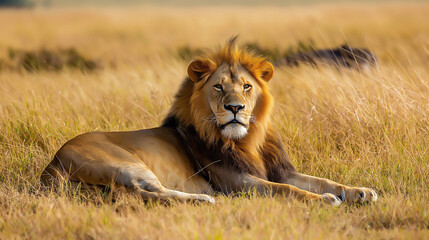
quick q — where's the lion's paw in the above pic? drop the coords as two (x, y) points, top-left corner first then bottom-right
(341, 187), (377, 203)
(194, 194), (216, 204)
(322, 193), (342, 206)
(357, 187), (377, 203)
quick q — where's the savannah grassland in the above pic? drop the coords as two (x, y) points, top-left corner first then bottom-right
(0, 2), (428, 239)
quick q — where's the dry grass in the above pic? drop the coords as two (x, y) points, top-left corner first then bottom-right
(0, 2), (428, 239)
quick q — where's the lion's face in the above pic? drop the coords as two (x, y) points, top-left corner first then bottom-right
(204, 64), (260, 139)
(185, 45), (274, 142)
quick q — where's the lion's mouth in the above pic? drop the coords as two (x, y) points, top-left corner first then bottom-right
(219, 119), (247, 130)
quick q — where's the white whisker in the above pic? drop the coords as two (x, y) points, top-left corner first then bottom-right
(202, 115), (217, 124)
(250, 114), (258, 126)
(178, 160), (222, 188)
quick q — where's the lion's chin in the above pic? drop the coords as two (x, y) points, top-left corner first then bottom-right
(220, 124), (248, 140)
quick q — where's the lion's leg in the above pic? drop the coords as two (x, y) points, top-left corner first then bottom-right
(41, 153), (214, 203)
(243, 175), (342, 206)
(208, 167), (341, 206)
(283, 172), (377, 203)
(115, 163), (215, 204)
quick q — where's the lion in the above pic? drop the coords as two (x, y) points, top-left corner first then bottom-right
(40, 38), (377, 206)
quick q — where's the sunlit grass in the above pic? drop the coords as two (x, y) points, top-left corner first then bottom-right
(0, 2), (428, 239)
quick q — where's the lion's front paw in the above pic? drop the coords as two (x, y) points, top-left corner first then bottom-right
(359, 187), (377, 203)
(194, 194), (216, 204)
(322, 193), (342, 206)
(343, 187), (377, 203)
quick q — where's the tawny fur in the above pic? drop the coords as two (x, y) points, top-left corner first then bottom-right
(41, 37), (377, 206)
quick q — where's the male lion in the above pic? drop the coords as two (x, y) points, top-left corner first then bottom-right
(41, 38), (377, 206)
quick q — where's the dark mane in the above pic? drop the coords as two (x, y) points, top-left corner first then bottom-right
(162, 115), (296, 183)
(261, 128), (296, 182)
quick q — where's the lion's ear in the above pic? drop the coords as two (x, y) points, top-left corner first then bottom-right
(187, 60), (216, 82)
(259, 61), (274, 82)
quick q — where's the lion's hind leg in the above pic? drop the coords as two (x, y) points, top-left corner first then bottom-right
(116, 163), (215, 204)
(41, 155), (214, 204)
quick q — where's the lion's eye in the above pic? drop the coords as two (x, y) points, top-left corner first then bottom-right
(243, 84), (252, 91)
(214, 84), (223, 91)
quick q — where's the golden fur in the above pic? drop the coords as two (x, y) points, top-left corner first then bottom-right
(163, 37), (279, 178)
(173, 37), (273, 148)
(41, 38), (377, 206)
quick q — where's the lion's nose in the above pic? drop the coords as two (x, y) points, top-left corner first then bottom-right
(224, 104), (245, 114)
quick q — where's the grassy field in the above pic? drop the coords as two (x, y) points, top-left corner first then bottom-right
(0, 2), (428, 239)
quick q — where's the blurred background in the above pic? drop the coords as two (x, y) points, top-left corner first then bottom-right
(3, 0), (428, 7)
(1, 0), (428, 71)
